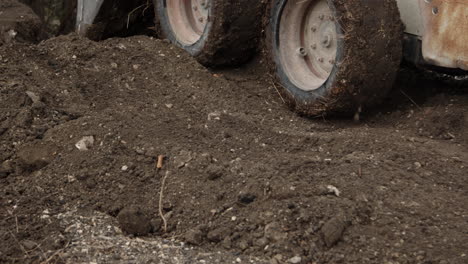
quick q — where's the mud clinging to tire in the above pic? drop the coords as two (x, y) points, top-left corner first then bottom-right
(266, 0), (404, 116)
(154, 0), (265, 67)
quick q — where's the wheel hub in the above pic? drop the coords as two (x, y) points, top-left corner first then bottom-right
(279, 0), (338, 91)
(167, 0), (210, 45)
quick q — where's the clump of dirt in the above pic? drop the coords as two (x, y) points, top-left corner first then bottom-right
(1, 5), (468, 264)
(116, 206), (154, 236)
(0, 0), (44, 44)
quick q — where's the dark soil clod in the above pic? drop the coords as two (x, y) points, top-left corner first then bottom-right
(185, 228), (205, 246)
(206, 164), (224, 181)
(238, 192), (257, 205)
(16, 141), (58, 172)
(321, 215), (349, 247)
(116, 206), (152, 236)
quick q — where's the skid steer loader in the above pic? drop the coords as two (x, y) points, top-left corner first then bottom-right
(77, 0), (468, 116)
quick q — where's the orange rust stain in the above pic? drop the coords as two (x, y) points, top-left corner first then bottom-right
(420, 0), (468, 69)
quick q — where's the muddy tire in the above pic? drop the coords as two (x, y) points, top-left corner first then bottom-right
(266, 0), (403, 116)
(154, 0), (265, 67)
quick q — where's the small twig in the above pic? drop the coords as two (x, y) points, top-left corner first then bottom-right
(7, 210), (19, 233)
(400, 90), (421, 109)
(15, 215), (19, 233)
(271, 80), (286, 104)
(159, 171), (170, 232)
(353, 105), (362, 122)
(39, 241), (69, 264)
(358, 165), (362, 177)
(142, 0), (151, 15)
(157, 155), (164, 169)
(127, 3), (147, 29)
(8, 231), (29, 258)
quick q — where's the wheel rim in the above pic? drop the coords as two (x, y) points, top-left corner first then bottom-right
(279, 0), (338, 91)
(166, 0), (210, 45)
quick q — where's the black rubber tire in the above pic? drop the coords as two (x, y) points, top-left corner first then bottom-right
(82, 0), (154, 41)
(266, 0), (404, 116)
(154, 0), (265, 67)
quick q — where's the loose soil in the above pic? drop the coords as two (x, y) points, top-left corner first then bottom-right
(1, 2), (468, 264)
(0, 0), (44, 44)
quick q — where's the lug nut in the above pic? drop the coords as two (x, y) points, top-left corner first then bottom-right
(311, 26), (316, 32)
(198, 17), (204, 22)
(322, 35), (332, 48)
(329, 59), (335, 64)
(318, 58), (324, 63)
(311, 44), (317, 50)
(297, 47), (307, 57)
(319, 14), (324, 20)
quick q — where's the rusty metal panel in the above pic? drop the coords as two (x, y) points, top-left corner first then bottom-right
(419, 0), (468, 70)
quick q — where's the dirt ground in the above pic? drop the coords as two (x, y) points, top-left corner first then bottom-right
(1, 2), (468, 264)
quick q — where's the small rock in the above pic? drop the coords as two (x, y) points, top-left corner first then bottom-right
(121, 165), (128, 171)
(110, 62), (118, 68)
(75, 136), (94, 151)
(326, 185), (341, 197)
(254, 237), (268, 247)
(8, 29), (17, 38)
(185, 228), (204, 245)
(117, 206), (152, 236)
(174, 150), (193, 168)
(15, 109), (32, 127)
(321, 214), (348, 247)
(222, 236), (232, 249)
(22, 240), (36, 250)
(238, 192), (256, 204)
(67, 175), (76, 183)
(0, 160), (13, 178)
(135, 147), (145, 155)
(150, 218), (162, 233)
(208, 111), (221, 121)
(165, 104), (173, 109)
(0, 126), (7, 136)
(270, 254), (283, 264)
(25, 91), (41, 104)
(40, 209), (50, 219)
(414, 162), (422, 169)
(207, 227), (229, 243)
(206, 164), (224, 180)
(288, 256), (302, 264)
(17, 141), (59, 172)
(265, 222), (287, 242)
(238, 239), (249, 250)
